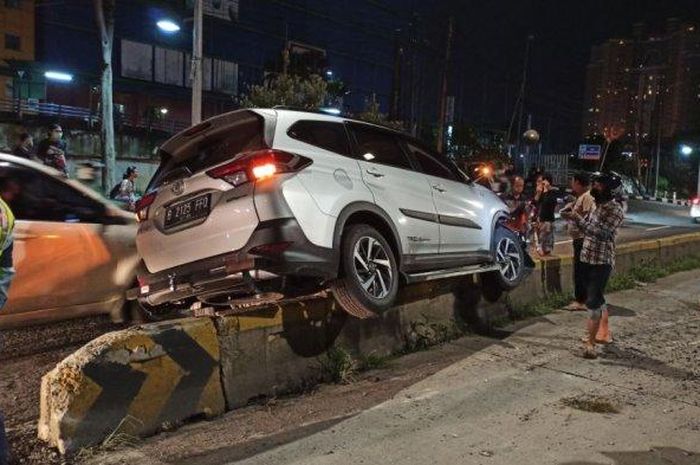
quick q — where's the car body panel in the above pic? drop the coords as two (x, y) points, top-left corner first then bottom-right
(0, 153), (139, 328)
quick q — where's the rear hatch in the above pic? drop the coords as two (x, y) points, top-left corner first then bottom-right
(136, 110), (275, 273)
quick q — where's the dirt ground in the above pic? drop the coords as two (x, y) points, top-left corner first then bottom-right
(0, 317), (126, 465)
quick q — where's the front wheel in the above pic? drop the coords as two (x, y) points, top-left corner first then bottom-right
(330, 224), (399, 318)
(481, 227), (526, 302)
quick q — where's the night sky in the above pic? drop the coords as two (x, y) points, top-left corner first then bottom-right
(445, 0), (700, 152)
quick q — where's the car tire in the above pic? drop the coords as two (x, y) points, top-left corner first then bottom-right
(330, 224), (399, 318)
(481, 226), (526, 301)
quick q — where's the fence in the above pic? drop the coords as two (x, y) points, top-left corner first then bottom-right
(0, 98), (190, 135)
(523, 153), (570, 186)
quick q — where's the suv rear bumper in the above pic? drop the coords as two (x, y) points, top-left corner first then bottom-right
(130, 218), (337, 305)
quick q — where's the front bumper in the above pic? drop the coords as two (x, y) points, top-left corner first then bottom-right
(129, 218), (337, 305)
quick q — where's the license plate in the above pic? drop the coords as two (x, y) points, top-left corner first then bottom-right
(164, 194), (211, 229)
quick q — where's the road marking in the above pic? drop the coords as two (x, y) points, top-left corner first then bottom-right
(555, 240), (573, 245)
(645, 225), (672, 232)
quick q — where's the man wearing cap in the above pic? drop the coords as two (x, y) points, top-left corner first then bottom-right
(561, 172), (624, 359)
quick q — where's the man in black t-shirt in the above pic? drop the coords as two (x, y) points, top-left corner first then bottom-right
(534, 173), (557, 256)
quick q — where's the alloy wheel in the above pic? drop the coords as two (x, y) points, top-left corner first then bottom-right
(352, 236), (393, 299)
(496, 236), (521, 282)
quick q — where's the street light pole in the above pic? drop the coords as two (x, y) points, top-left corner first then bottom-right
(191, 0), (203, 125)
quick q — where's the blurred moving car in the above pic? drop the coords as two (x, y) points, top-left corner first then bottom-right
(691, 196), (700, 223)
(0, 153), (140, 328)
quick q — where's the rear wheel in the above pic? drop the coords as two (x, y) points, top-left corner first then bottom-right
(330, 224), (399, 318)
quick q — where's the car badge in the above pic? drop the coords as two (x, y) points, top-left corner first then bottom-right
(171, 179), (185, 196)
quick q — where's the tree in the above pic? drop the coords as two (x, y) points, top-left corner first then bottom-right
(94, 0), (116, 193)
(356, 94), (405, 132)
(240, 74), (328, 109)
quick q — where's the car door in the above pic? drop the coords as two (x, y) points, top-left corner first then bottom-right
(1, 162), (118, 317)
(347, 122), (439, 256)
(403, 141), (491, 256)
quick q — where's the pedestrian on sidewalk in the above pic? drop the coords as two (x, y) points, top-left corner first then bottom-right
(10, 133), (34, 160)
(534, 173), (557, 256)
(565, 173), (596, 311)
(0, 177), (18, 465)
(561, 172), (624, 359)
(37, 124), (69, 177)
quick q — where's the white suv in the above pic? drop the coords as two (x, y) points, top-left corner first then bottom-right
(132, 109), (529, 317)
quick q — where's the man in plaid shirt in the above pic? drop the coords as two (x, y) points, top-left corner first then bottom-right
(561, 172), (624, 359)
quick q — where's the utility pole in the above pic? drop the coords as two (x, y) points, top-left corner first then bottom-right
(390, 29), (403, 120)
(436, 17), (454, 153)
(653, 79), (665, 197)
(506, 35), (534, 157)
(191, 0), (203, 125)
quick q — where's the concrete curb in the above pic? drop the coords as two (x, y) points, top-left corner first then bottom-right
(38, 232), (700, 454)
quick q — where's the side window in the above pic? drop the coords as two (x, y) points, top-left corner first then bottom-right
(0, 164), (105, 223)
(404, 141), (456, 181)
(287, 120), (350, 156)
(349, 124), (412, 170)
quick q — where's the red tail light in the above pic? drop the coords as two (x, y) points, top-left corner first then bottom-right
(206, 149), (310, 187)
(135, 192), (157, 222)
(693, 197), (700, 205)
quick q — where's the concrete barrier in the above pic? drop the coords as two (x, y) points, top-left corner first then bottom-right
(38, 317), (225, 454)
(38, 232), (700, 453)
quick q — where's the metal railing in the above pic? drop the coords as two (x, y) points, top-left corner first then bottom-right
(0, 98), (190, 135)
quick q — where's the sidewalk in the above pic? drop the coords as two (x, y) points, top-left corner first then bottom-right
(87, 271), (700, 465)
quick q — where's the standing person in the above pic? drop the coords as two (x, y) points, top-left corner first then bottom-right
(37, 124), (68, 176)
(565, 173), (596, 311)
(533, 173), (557, 256)
(11, 133), (34, 160)
(561, 172), (624, 359)
(110, 166), (139, 210)
(0, 178), (18, 465)
(503, 175), (530, 234)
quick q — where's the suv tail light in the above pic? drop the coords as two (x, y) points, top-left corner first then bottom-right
(135, 191), (157, 222)
(692, 197), (700, 206)
(206, 149), (311, 187)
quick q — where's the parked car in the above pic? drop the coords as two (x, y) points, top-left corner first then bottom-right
(691, 196), (700, 223)
(0, 154), (140, 328)
(131, 109), (531, 318)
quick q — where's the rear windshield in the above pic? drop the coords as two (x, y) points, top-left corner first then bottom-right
(148, 112), (265, 190)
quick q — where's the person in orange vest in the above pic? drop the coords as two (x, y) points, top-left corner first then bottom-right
(0, 177), (18, 465)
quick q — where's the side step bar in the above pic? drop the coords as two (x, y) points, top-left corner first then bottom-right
(405, 263), (500, 284)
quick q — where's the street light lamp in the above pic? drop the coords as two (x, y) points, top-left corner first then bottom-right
(156, 19), (181, 33)
(680, 143), (700, 197)
(44, 71), (73, 82)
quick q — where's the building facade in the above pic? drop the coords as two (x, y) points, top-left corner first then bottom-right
(0, 0), (36, 100)
(0, 0), (450, 134)
(582, 18), (700, 141)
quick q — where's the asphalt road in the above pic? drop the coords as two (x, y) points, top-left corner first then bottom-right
(552, 199), (699, 256)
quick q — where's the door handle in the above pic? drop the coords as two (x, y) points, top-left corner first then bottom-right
(366, 168), (385, 178)
(432, 184), (446, 193)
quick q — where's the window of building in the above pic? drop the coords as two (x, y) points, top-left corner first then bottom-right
(212, 59), (238, 95)
(349, 123), (412, 170)
(287, 121), (350, 156)
(4, 33), (20, 51)
(155, 47), (184, 86)
(121, 40), (153, 81)
(4, 0), (20, 8)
